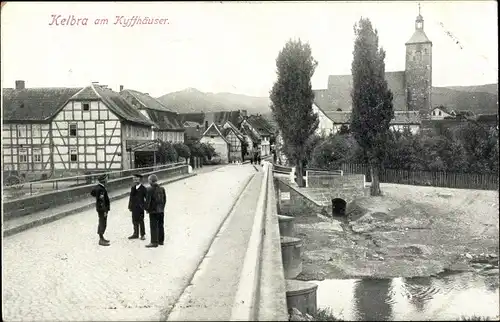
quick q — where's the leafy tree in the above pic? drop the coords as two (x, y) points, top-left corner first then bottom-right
(186, 141), (204, 157)
(350, 18), (394, 195)
(270, 39), (319, 187)
(157, 141), (178, 164)
(173, 142), (191, 163)
(200, 142), (216, 161)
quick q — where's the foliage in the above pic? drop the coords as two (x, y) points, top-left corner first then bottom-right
(157, 141), (178, 163)
(200, 142), (216, 160)
(186, 141), (205, 157)
(173, 142), (191, 162)
(350, 18), (394, 196)
(311, 122), (499, 175)
(270, 38), (319, 186)
(312, 308), (343, 321)
(310, 133), (360, 170)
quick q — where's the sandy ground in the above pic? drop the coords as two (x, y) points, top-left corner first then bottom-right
(287, 183), (499, 282)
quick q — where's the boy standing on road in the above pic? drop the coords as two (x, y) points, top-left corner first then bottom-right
(128, 174), (148, 240)
(90, 175), (111, 246)
(145, 174), (166, 248)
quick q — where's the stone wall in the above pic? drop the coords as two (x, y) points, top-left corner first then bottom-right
(308, 174), (365, 189)
(274, 178), (326, 216)
(4, 164), (189, 220)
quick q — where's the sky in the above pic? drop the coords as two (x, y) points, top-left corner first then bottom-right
(1, 1), (498, 98)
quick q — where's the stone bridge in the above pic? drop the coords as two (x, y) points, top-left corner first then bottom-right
(3, 162), (316, 321)
(273, 168), (368, 217)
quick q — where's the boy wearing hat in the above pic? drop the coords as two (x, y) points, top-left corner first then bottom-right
(90, 174), (111, 246)
(128, 173), (147, 240)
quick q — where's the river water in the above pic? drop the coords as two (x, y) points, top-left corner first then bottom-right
(314, 272), (499, 321)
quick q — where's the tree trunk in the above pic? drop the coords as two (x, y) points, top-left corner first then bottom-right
(296, 159), (305, 187)
(370, 164), (382, 196)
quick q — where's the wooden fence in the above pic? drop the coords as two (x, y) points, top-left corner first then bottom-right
(340, 163), (498, 190)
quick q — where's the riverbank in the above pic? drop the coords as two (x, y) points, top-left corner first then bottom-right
(285, 183), (499, 282)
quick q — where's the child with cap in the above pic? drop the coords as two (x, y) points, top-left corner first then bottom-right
(90, 174), (111, 246)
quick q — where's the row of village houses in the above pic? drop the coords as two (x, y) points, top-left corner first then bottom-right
(2, 80), (275, 181)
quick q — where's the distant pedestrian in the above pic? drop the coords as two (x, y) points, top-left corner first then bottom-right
(128, 173), (147, 240)
(257, 153), (262, 165)
(145, 174), (167, 248)
(90, 175), (111, 246)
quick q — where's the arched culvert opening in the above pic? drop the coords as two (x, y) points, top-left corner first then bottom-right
(332, 198), (347, 217)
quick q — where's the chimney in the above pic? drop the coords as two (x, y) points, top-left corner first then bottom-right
(145, 93), (150, 96)
(15, 80), (25, 90)
(120, 85), (124, 92)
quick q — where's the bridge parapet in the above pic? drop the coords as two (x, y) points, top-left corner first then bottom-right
(3, 164), (189, 220)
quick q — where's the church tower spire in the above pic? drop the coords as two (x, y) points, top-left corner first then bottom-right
(405, 3), (433, 120)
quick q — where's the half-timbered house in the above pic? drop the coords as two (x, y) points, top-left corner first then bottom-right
(240, 115), (274, 157)
(221, 121), (246, 162)
(119, 88), (185, 143)
(2, 80), (83, 181)
(199, 122), (230, 163)
(50, 83), (155, 176)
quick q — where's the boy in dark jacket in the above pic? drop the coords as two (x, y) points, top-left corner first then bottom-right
(128, 173), (147, 240)
(90, 175), (111, 246)
(145, 174), (166, 248)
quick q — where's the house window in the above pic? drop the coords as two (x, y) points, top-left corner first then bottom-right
(17, 126), (26, 137)
(33, 149), (42, 162)
(69, 123), (77, 136)
(32, 125), (41, 137)
(438, 111), (442, 116)
(19, 149), (28, 163)
(82, 103), (90, 111)
(70, 148), (78, 162)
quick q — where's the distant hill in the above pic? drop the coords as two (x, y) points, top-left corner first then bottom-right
(444, 84), (498, 95)
(157, 83), (498, 127)
(157, 88), (272, 115)
(432, 84), (498, 115)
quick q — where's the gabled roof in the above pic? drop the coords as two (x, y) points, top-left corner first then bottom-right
(121, 89), (176, 112)
(432, 106), (454, 115)
(183, 121), (202, 127)
(178, 112), (205, 125)
(222, 121), (245, 141)
(240, 121), (261, 143)
(201, 122), (230, 144)
(2, 87), (83, 122)
(90, 84), (154, 126)
(315, 71), (407, 114)
(120, 89), (184, 131)
(245, 115), (274, 136)
(205, 111), (245, 127)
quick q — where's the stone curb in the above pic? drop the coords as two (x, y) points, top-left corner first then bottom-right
(3, 173), (197, 238)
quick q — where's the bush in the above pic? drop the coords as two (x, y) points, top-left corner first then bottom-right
(310, 123), (498, 175)
(173, 142), (191, 162)
(158, 141), (177, 163)
(200, 143), (216, 160)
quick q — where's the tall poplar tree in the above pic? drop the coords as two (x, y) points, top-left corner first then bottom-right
(270, 39), (319, 187)
(350, 18), (394, 196)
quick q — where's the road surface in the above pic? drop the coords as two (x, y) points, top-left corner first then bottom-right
(2, 164), (257, 321)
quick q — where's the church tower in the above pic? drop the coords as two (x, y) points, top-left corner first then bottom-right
(405, 4), (432, 120)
